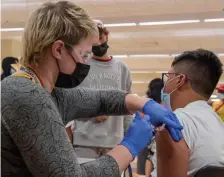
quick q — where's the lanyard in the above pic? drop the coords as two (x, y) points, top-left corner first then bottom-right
(13, 67), (41, 85)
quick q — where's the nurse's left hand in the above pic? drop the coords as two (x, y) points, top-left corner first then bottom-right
(120, 112), (152, 159)
(142, 99), (183, 142)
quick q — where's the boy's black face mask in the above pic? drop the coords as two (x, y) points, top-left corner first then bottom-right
(92, 43), (109, 57)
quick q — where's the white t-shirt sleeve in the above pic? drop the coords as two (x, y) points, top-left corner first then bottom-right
(65, 120), (74, 129)
(174, 109), (196, 150)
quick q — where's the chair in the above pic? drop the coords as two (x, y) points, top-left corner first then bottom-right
(194, 166), (224, 177)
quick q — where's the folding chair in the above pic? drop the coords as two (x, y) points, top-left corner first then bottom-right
(194, 165), (224, 177)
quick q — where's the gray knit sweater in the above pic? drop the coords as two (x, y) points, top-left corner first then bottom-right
(1, 73), (129, 177)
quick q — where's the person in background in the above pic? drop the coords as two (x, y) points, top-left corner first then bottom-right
(146, 78), (164, 103)
(145, 78), (164, 177)
(1, 56), (20, 80)
(153, 49), (224, 177)
(137, 78), (164, 177)
(212, 84), (224, 122)
(71, 20), (133, 159)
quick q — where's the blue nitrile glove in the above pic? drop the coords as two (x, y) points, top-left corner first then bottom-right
(120, 112), (152, 159)
(142, 99), (183, 142)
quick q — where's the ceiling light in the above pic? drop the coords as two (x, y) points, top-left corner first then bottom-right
(113, 55), (128, 58)
(139, 20), (200, 26)
(204, 18), (224, 22)
(172, 53), (224, 57)
(2, 18), (222, 32)
(112, 53), (224, 58)
(155, 71), (168, 74)
(172, 29), (224, 36)
(1, 28), (24, 32)
(171, 54), (180, 57)
(131, 71), (154, 74)
(129, 54), (170, 58)
(104, 23), (137, 27)
(132, 81), (148, 84)
(131, 70), (171, 74)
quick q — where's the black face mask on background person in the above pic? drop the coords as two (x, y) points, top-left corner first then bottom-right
(92, 42), (109, 57)
(55, 50), (90, 88)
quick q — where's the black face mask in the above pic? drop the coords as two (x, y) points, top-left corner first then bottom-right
(55, 63), (90, 88)
(92, 43), (109, 57)
(55, 51), (90, 89)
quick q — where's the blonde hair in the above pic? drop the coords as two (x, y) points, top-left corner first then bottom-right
(21, 1), (98, 66)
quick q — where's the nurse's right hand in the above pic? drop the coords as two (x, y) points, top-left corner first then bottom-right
(120, 112), (152, 159)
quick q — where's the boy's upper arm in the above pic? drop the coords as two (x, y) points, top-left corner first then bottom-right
(156, 130), (189, 177)
(156, 110), (192, 177)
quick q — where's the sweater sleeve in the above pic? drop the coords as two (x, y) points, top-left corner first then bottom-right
(1, 77), (120, 177)
(54, 87), (130, 125)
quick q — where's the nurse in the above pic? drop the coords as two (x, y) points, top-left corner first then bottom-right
(1, 1), (182, 177)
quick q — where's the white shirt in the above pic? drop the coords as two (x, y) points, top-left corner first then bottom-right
(151, 100), (224, 177)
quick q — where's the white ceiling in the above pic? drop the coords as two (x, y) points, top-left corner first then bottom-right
(1, 0), (224, 95)
(2, 0), (224, 25)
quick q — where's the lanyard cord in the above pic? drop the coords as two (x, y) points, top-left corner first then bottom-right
(13, 67), (41, 85)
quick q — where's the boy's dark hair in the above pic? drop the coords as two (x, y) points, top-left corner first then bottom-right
(172, 49), (223, 99)
(146, 78), (164, 103)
